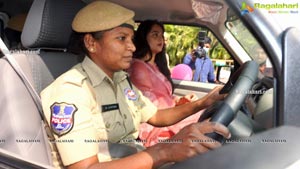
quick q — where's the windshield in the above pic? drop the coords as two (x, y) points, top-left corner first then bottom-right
(225, 10), (273, 77)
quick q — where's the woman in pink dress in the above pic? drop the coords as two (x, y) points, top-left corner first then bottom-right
(127, 20), (203, 147)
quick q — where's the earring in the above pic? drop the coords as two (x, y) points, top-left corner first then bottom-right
(89, 48), (94, 52)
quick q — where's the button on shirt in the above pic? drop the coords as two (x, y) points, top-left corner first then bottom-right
(193, 56), (215, 83)
(41, 56), (157, 166)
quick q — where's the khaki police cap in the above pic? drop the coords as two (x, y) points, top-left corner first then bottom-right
(72, 1), (135, 32)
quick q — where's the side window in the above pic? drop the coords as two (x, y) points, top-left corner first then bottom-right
(164, 24), (232, 83)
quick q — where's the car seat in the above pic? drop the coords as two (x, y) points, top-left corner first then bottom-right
(0, 12), (9, 57)
(21, 0), (86, 80)
(0, 0), (85, 167)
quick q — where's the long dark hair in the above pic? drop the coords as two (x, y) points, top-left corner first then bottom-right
(133, 20), (174, 92)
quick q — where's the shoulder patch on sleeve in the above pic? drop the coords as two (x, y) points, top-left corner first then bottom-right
(50, 102), (78, 137)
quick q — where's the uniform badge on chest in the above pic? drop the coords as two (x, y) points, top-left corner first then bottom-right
(124, 88), (138, 101)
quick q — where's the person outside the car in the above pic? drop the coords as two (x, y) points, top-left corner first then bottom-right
(183, 35), (215, 83)
(252, 44), (267, 80)
(41, 1), (230, 169)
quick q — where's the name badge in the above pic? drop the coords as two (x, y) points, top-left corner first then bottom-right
(102, 103), (119, 112)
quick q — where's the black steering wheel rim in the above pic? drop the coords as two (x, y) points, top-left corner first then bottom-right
(199, 61), (258, 140)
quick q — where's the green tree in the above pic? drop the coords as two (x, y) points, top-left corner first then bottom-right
(164, 25), (200, 66)
(164, 25), (231, 66)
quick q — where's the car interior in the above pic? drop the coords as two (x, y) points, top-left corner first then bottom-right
(1, 0), (300, 168)
(0, 0), (85, 168)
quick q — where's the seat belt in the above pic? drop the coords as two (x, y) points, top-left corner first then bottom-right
(0, 39), (62, 165)
(0, 40), (47, 122)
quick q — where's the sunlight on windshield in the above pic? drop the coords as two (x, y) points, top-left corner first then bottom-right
(223, 30), (250, 63)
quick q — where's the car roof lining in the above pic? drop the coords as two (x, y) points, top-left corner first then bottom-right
(82, 0), (228, 25)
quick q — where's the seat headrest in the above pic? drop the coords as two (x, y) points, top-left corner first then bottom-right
(21, 0), (85, 49)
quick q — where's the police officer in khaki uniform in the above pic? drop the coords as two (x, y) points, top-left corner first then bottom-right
(41, 1), (230, 169)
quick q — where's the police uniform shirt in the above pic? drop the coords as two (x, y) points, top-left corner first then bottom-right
(41, 56), (157, 166)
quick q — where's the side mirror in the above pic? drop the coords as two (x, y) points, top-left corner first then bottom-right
(216, 65), (233, 84)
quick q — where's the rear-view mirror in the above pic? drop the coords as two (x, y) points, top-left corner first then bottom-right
(216, 65), (233, 84)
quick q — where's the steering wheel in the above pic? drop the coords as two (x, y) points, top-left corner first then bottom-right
(198, 61), (259, 142)
(251, 76), (273, 102)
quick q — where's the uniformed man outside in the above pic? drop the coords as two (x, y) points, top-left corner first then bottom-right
(41, 1), (230, 169)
